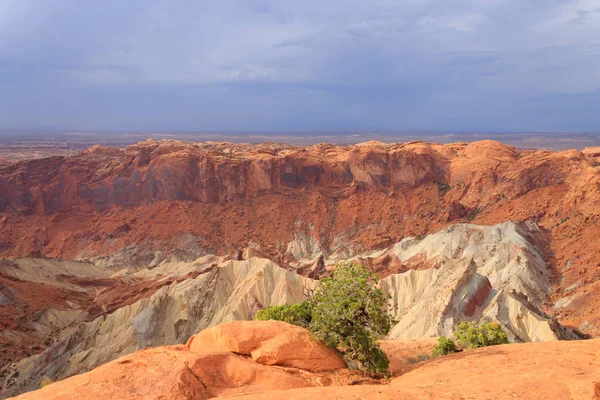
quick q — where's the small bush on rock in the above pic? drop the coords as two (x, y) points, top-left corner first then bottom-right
(454, 321), (509, 349)
(255, 301), (313, 328)
(432, 336), (458, 356)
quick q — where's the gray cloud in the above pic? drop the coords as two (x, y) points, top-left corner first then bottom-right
(0, 0), (599, 131)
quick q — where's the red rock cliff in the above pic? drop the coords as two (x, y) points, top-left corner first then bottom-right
(1, 139), (600, 335)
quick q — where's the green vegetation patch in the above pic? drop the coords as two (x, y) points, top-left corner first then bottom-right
(255, 301), (313, 328)
(431, 321), (509, 357)
(255, 263), (395, 376)
(454, 321), (509, 349)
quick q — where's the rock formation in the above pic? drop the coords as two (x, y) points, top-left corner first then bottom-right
(2, 139), (600, 398)
(8, 321), (600, 400)
(186, 321), (346, 371)
(1, 258), (315, 397)
(8, 322), (351, 400)
(234, 337), (600, 399)
(373, 222), (578, 341)
(1, 139), (599, 337)
(0, 221), (581, 398)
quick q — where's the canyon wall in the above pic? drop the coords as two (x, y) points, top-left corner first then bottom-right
(1, 222), (581, 397)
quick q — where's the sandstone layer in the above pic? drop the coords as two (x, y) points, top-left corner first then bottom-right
(372, 221), (578, 342)
(8, 321), (354, 400)
(1, 221), (580, 398)
(187, 321), (346, 371)
(237, 338), (600, 400)
(1, 139), (599, 337)
(9, 322), (600, 400)
(2, 139), (600, 398)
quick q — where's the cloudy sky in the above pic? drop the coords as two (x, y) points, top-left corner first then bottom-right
(0, 0), (599, 132)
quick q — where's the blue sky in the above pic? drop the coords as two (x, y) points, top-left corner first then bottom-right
(0, 0), (599, 132)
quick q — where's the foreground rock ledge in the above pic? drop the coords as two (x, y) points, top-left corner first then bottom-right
(231, 338), (600, 400)
(9, 321), (600, 400)
(9, 321), (350, 400)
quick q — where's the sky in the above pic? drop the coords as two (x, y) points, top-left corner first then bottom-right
(0, 0), (599, 132)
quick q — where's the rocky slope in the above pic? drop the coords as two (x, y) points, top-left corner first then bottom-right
(0, 257), (314, 396)
(1, 139), (600, 336)
(373, 221), (577, 342)
(0, 221), (581, 397)
(9, 321), (600, 400)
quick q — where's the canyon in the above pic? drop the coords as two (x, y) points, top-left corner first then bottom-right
(2, 139), (600, 398)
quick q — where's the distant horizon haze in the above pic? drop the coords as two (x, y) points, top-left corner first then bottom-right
(0, 1), (599, 133)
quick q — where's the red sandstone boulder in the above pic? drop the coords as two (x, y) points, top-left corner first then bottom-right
(187, 320), (346, 371)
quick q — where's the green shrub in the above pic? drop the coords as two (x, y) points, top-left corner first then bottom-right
(432, 336), (458, 356)
(257, 263), (395, 376)
(255, 301), (313, 328)
(310, 263), (394, 376)
(454, 321), (509, 349)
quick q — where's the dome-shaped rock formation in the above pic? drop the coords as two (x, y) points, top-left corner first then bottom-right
(187, 320), (346, 371)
